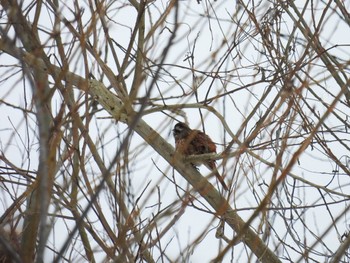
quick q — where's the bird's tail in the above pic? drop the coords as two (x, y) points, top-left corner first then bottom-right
(205, 161), (228, 191)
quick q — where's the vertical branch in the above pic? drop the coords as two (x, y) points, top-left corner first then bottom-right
(129, 1), (146, 101)
(0, 1), (56, 262)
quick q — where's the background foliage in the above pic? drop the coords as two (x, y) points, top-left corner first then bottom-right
(0, 0), (350, 262)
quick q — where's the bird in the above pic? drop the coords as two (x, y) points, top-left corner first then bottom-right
(173, 122), (228, 191)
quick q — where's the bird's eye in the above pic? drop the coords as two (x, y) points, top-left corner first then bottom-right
(174, 123), (187, 134)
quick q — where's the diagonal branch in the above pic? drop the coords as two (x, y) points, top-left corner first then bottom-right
(0, 37), (281, 263)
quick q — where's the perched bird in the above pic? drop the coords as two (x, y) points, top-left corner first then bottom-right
(173, 122), (228, 191)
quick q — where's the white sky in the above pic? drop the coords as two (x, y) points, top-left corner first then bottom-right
(1, 0), (350, 262)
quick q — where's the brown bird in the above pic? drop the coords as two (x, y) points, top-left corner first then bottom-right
(173, 122), (228, 191)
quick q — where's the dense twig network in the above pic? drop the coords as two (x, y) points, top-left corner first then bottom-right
(0, 0), (349, 262)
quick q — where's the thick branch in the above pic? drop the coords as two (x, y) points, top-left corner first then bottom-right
(0, 38), (281, 263)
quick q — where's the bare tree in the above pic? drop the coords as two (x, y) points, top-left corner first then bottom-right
(0, 0), (349, 262)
